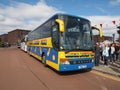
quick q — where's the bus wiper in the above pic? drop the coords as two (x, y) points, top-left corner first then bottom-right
(65, 49), (73, 53)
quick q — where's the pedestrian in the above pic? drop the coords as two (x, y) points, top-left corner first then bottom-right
(115, 43), (119, 62)
(102, 43), (110, 67)
(100, 42), (105, 61)
(118, 47), (120, 61)
(109, 43), (115, 64)
(94, 42), (101, 66)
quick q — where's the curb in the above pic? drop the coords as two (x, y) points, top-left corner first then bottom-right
(92, 68), (120, 78)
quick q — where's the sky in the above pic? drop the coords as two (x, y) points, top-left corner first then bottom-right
(0, 0), (120, 40)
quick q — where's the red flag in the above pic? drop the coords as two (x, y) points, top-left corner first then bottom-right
(112, 20), (116, 25)
(100, 24), (102, 28)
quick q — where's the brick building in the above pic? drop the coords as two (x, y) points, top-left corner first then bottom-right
(0, 29), (30, 46)
(0, 34), (8, 43)
(93, 35), (112, 44)
(8, 29), (30, 45)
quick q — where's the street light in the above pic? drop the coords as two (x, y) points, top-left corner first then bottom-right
(112, 33), (115, 43)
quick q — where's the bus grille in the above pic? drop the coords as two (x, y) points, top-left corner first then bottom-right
(69, 60), (92, 64)
(65, 54), (94, 58)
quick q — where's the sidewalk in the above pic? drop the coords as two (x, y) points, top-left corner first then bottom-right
(93, 61), (120, 77)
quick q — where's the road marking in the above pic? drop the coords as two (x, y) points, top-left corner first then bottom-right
(101, 86), (108, 90)
(91, 70), (120, 82)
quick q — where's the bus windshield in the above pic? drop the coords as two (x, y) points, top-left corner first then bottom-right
(59, 16), (93, 51)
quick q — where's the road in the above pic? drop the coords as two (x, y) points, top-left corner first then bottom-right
(0, 47), (120, 90)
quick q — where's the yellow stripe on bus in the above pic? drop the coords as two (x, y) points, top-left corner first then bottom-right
(28, 51), (42, 61)
(46, 60), (59, 71)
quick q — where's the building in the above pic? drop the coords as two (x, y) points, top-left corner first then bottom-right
(93, 35), (112, 44)
(0, 29), (30, 46)
(0, 34), (8, 43)
(7, 29), (30, 45)
(0, 34), (8, 47)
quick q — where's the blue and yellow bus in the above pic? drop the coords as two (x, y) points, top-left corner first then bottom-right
(27, 14), (102, 72)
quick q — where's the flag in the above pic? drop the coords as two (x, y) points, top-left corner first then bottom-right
(100, 24), (102, 28)
(112, 20), (116, 25)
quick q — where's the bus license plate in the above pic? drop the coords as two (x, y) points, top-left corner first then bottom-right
(78, 65), (87, 69)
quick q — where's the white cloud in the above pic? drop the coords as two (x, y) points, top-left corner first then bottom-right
(4, 1), (58, 19)
(96, 7), (109, 15)
(110, 0), (120, 6)
(0, 17), (23, 26)
(0, 0), (62, 34)
(0, 15), (5, 21)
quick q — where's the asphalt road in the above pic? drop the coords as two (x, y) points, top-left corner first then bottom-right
(0, 47), (120, 90)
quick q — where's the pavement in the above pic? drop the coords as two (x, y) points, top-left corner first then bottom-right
(93, 60), (120, 77)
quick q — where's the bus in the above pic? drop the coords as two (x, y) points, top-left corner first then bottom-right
(27, 13), (102, 72)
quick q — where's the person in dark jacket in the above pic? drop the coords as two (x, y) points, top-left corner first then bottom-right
(94, 42), (101, 66)
(115, 43), (119, 61)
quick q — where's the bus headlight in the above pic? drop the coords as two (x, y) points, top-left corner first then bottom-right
(92, 59), (94, 62)
(60, 58), (70, 64)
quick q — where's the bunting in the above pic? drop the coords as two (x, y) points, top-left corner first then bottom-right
(100, 24), (102, 28)
(99, 20), (117, 28)
(112, 20), (116, 25)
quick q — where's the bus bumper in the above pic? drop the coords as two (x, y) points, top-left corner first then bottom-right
(59, 63), (94, 72)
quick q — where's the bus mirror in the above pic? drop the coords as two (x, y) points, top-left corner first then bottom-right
(55, 19), (64, 32)
(92, 25), (102, 37)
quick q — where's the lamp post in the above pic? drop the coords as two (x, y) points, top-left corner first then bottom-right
(112, 33), (115, 43)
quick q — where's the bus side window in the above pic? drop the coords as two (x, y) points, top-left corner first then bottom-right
(52, 24), (59, 50)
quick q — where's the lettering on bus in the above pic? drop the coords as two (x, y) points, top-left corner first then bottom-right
(67, 27), (80, 32)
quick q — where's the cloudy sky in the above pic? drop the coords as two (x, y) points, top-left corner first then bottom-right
(0, 0), (120, 39)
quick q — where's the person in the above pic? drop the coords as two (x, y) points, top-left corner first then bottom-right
(102, 43), (110, 67)
(94, 42), (101, 66)
(118, 47), (120, 61)
(100, 42), (105, 61)
(115, 43), (119, 62)
(109, 43), (115, 63)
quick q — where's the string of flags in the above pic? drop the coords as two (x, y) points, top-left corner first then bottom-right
(99, 20), (116, 28)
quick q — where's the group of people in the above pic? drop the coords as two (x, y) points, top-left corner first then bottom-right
(94, 41), (120, 67)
